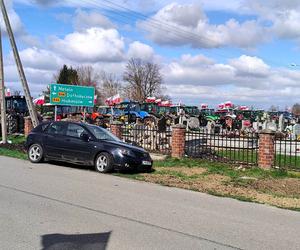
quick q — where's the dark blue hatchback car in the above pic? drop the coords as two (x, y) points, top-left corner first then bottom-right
(25, 121), (153, 173)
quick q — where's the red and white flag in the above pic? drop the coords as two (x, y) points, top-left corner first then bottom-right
(105, 94), (121, 106)
(33, 95), (45, 105)
(5, 88), (11, 97)
(240, 106), (249, 111)
(224, 101), (233, 108)
(201, 103), (208, 109)
(160, 100), (171, 106)
(218, 103), (225, 109)
(146, 97), (156, 103)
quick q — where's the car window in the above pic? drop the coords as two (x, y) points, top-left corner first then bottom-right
(66, 124), (85, 138)
(47, 123), (66, 135)
(87, 125), (120, 141)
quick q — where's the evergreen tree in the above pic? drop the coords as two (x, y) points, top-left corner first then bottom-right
(56, 65), (79, 85)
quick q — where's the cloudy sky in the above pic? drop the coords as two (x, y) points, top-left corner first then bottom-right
(2, 0), (300, 109)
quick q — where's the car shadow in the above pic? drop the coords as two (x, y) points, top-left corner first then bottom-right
(41, 232), (111, 250)
(44, 160), (153, 175)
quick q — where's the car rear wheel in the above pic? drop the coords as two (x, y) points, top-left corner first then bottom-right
(28, 144), (44, 163)
(95, 152), (113, 173)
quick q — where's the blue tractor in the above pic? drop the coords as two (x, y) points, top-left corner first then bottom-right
(116, 101), (155, 124)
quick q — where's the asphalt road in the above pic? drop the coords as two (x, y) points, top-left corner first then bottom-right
(0, 157), (300, 250)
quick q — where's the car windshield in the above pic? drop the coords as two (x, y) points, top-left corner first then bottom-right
(87, 125), (121, 142)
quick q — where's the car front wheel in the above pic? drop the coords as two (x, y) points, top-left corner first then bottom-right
(95, 152), (113, 173)
(28, 144), (44, 163)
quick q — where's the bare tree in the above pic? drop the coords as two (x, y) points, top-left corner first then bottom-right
(99, 71), (122, 101)
(269, 105), (278, 112)
(77, 66), (103, 105)
(123, 58), (163, 102)
(292, 103), (300, 116)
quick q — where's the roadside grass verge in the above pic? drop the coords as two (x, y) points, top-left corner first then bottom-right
(0, 135), (27, 160)
(0, 147), (27, 160)
(117, 157), (300, 210)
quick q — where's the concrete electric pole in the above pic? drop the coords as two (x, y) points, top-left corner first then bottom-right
(0, 27), (7, 144)
(0, 0), (39, 128)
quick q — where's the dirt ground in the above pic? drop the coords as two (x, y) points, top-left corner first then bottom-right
(141, 167), (300, 210)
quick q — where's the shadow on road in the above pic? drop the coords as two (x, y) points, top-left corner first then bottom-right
(41, 232), (111, 250)
(45, 160), (152, 174)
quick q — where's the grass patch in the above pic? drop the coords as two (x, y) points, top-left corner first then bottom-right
(0, 135), (26, 145)
(0, 135), (27, 160)
(0, 147), (27, 160)
(118, 157), (300, 210)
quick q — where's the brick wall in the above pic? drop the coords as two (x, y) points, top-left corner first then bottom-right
(24, 117), (33, 137)
(171, 125), (186, 158)
(258, 130), (275, 169)
(110, 122), (123, 140)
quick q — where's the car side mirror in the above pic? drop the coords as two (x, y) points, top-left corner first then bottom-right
(81, 133), (90, 142)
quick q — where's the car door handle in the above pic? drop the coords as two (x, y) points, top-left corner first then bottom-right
(65, 138), (71, 142)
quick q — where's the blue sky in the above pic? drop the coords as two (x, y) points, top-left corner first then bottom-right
(3, 0), (300, 109)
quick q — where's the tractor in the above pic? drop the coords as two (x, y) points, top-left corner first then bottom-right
(141, 101), (173, 128)
(116, 101), (155, 125)
(0, 95), (28, 134)
(168, 105), (201, 130)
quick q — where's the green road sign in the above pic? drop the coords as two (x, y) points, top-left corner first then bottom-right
(50, 84), (95, 107)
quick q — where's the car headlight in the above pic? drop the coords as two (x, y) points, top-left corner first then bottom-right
(119, 149), (132, 156)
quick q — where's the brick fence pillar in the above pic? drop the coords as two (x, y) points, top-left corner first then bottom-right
(171, 124), (186, 158)
(24, 116), (33, 137)
(258, 129), (275, 170)
(110, 121), (123, 140)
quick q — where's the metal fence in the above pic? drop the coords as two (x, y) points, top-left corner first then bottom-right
(274, 137), (300, 171)
(122, 125), (172, 155)
(185, 130), (259, 166)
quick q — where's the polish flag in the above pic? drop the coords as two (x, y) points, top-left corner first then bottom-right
(240, 106), (249, 111)
(5, 88), (11, 97)
(146, 97), (156, 103)
(201, 103), (208, 109)
(33, 95), (45, 105)
(106, 94), (121, 106)
(224, 101), (233, 108)
(160, 100), (171, 106)
(218, 103), (225, 109)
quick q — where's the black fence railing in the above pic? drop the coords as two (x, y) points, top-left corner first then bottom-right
(274, 137), (300, 171)
(122, 125), (172, 155)
(185, 130), (259, 166)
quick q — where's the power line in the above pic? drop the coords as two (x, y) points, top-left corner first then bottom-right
(72, 0), (239, 60)
(68, 0), (286, 67)
(86, 0), (285, 67)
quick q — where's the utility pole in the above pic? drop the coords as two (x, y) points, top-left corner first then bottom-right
(0, 27), (7, 144)
(0, 0), (39, 127)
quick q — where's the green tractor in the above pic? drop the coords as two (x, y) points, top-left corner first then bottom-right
(0, 95), (28, 134)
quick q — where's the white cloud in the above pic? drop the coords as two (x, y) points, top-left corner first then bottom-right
(139, 3), (269, 49)
(229, 55), (270, 77)
(73, 9), (115, 31)
(51, 27), (125, 63)
(127, 41), (155, 61)
(18, 47), (63, 70)
(162, 53), (300, 106)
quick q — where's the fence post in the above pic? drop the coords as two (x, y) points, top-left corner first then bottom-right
(110, 121), (123, 140)
(171, 124), (186, 158)
(24, 116), (33, 137)
(258, 129), (275, 170)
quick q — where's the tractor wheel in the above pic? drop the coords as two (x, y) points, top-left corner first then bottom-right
(143, 115), (157, 128)
(6, 114), (17, 134)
